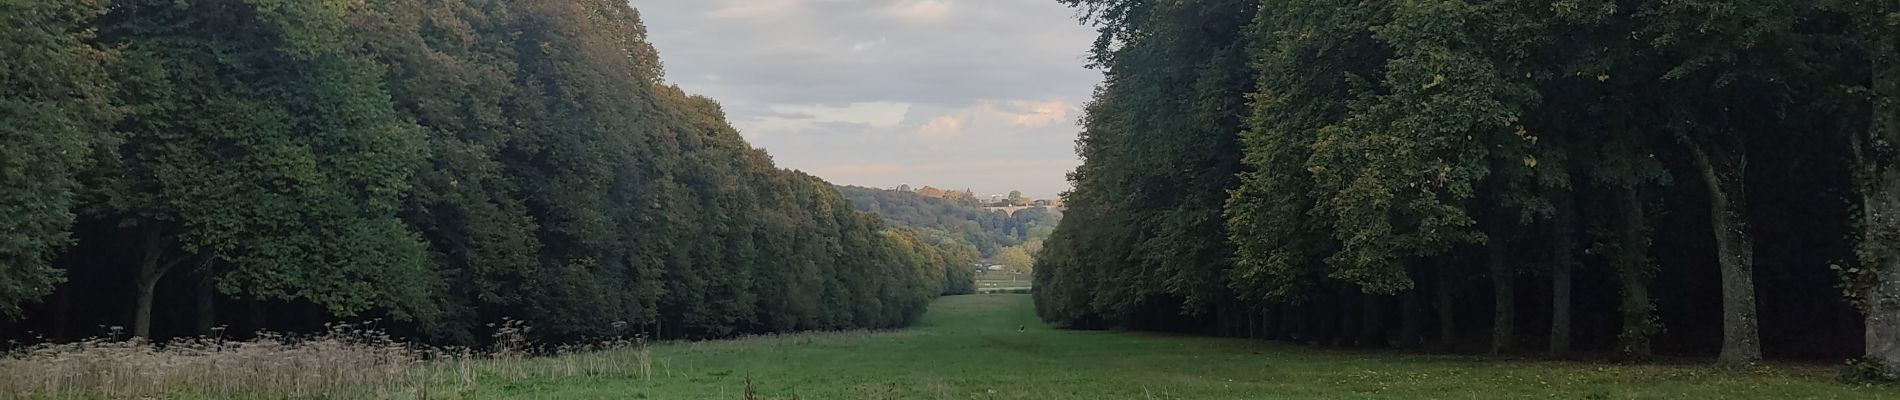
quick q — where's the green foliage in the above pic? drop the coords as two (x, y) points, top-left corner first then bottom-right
(1223, 0), (1385, 304)
(338, 0), (952, 341)
(836, 185), (1057, 257)
(1035, 0), (1257, 328)
(1841, 357), (1899, 384)
(0, 0), (956, 344)
(98, 0), (435, 318)
(1040, 0), (1886, 362)
(0, 0), (115, 317)
(993, 246), (1034, 275)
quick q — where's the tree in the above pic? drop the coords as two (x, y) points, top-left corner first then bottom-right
(1637, 0), (1815, 363)
(1040, 0), (1876, 367)
(1847, 0), (1900, 377)
(1302, 0), (1542, 353)
(1037, 0), (1256, 332)
(99, 0), (434, 338)
(1530, 0), (1674, 359)
(835, 185), (1055, 257)
(0, 0), (115, 317)
(994, 246), (1035, 275)
(0, 0), (962, 345)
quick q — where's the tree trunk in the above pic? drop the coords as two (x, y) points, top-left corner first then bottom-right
(1437, 260), (1458, 350)
(306, 302), (327, 331)
(1259, 306), (1276, 340)
(1289, 304), (1306, 342)
(1550, 188), (1575, 357)
(1863, 170), (1900, 377)
(1488, 214), (1515, 355)
(1615, 187), (1656, 359)
(134, 271), (158, 339)
(192, 259), (217, 336)
(133, 224), (166, 339)
(1229, 302), (1243, 338)
(1248, 305), (1258, 339)
(1336, 287), (1357, 346)
(1857, 21), (1900, 377)
(1358, 293), (1383, 346)
(250, 297), (269, 332)
(1309, 296), (1324, 344)
(1689, 142), (1762, 364)
(1401, 284), (1422, 348)
(132, 223), (189, 340)
(49, 283), (70, 338)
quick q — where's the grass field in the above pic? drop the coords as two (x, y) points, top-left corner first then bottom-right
(974, 272), (1032, 293)
(445, 294), (1893, 399)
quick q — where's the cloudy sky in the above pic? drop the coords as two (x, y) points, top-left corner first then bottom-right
(627, 0), (1101, 199)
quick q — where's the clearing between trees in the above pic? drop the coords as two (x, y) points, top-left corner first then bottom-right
(449, 294), (1878, 399)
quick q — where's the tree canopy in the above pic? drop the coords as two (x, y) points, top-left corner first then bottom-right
(1037, 0), (1899, 372)
(0, 0), (965, 346)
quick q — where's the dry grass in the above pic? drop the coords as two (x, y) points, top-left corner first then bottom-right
(6, 296), (1887, 399)
(0, 320), (652, 400)
(0, 325), (417, 399)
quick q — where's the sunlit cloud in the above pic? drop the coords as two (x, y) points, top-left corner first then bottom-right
(919, 115), (965, 138)
(1006, 100), (1069, 128)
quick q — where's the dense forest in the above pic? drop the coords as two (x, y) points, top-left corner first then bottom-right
(0, 0), (970, 346)
(836, 185), (1060, 258)
(1034, 0), (1900, 376)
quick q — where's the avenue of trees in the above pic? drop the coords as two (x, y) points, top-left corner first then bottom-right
(1034, 0), (1900, 376)
(0, 0), (968, 345)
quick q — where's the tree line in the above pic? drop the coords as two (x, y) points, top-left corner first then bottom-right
(0, 0), (969, 346)
(1034, 0), (1900, 375)
(836, 185), (1060, 258)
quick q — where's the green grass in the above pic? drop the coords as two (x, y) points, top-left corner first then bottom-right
(974, 272), (1031, 292)
(440, 294), (1893, 399)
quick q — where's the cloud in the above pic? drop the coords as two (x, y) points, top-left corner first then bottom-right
(918, 116), (964, 138)
(758, 110), (817, 120)
(898, 100), (1070, 135)
(804, 121), (875, 135)
(880, 0), (954, 24)
(753, 102), (907, 127)
(811, 159), (1078, 175)
(706, 0), (802, 20)
(803, 159), (1081, 198)
(631, 0), (1101, 197)
(849, 37), (889, 52)
(1007, 100), (1069, 128)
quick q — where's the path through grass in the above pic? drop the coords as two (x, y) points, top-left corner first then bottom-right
(454, 294), (1890, 399)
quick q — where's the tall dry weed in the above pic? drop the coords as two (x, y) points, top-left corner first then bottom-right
(0, 321), (740, 399)
(0, 324), (416, 399)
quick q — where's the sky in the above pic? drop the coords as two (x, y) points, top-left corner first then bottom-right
(627, 0), (1102, 199)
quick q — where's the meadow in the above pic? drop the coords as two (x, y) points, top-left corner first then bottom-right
(4, 294), (1891, 399)
(457, 294), (1888, 399)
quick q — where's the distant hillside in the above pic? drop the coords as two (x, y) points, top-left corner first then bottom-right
(835, 185), (1059, 257)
